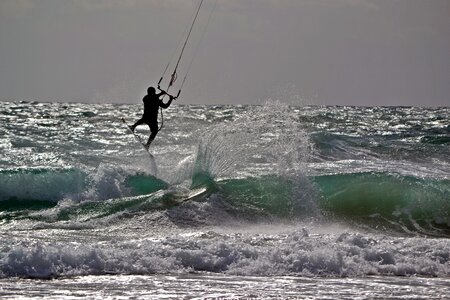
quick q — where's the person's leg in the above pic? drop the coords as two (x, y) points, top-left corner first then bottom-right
(131, 118), (145, 132)
(146, 122), (159, 148)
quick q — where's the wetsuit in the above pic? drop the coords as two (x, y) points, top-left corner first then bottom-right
(132, 92), (172, 146)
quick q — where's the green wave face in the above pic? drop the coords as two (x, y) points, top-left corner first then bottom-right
(0, 168), (87, 204)
(125, 174), (169, 195)
(0, 169), (170, 222)
(314, 172), (450, 235)
(218, 172), (450, 236)
(218, 176), (300, 218)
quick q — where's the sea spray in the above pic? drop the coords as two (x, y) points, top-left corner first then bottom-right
(254, 101), (319, 219)
(81, 164), (130, 201)
(173, 100), (320, 219)
(189, 100), (312, 176)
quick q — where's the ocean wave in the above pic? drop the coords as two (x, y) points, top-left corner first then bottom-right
(1, 166), (449, 236)
(0, 166), (169, 201)
(0, 166), (172, 226)
(1, 230), (448, 279)
(310, 131), (450, 163)
(0, 168), (86, 205)
(315, 172), (450, 236)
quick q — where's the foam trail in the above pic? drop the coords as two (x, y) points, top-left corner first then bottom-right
(147, 155), (158, 176)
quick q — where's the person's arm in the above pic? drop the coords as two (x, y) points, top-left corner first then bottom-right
(159, 97), (173, 109)
(156, 91), (166, 98)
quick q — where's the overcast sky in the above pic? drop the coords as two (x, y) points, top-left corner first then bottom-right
(1, 0), (449, 106)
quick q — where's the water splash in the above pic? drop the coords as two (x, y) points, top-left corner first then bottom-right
(189, 101), (310, 176)
(177, 100), (319, 219)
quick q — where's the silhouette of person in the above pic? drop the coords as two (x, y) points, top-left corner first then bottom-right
(130, 86), (174, 149)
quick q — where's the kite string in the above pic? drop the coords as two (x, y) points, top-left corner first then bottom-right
(166, 0), (204, 92)
(160, 1), (200, 82)
(179, 0), (218, 91)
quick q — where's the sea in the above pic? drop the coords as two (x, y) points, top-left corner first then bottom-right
(0, 100), (449, 299)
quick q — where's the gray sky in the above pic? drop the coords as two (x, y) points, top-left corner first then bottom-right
(0, 0), (449, 106)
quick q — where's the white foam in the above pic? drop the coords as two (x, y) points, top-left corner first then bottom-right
(1, 229), (449, 279)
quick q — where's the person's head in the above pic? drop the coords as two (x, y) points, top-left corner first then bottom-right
(147, 87), (156, 95)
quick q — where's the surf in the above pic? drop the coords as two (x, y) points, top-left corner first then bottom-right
(1, 102), (450, 284)
(2, 102), (449, 237)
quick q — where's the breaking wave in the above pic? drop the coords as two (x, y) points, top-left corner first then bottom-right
(1, 166), (449, 236)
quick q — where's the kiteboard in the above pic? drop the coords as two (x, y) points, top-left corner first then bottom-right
(121, 118), (154, 159)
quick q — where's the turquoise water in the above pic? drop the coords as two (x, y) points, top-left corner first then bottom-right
(0, 101), (449, 298)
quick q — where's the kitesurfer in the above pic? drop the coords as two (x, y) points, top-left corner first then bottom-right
(130, 86), (174, 149)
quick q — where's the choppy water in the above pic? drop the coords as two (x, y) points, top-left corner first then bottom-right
(0, 101), (449, 298)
